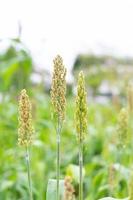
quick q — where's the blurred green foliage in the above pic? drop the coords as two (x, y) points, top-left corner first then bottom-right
(0, 93), (132, 200)
(0, 42), (133, 200)
(73, 54), (133, 95)
(73, 54), (133, 71)
(0, 39), (33, 93)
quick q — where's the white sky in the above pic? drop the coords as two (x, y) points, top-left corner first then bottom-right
(0, 0), (133, 72)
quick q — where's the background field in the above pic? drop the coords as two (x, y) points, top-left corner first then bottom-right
(0, 38), (133, 200)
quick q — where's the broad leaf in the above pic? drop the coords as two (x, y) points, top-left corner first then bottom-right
(46, 179), (65, 200)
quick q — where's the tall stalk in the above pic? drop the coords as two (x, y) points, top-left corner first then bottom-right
(26, 146), (33, 200)
(75, 71), (88, 200)
(18, 89), (34, 200)
(50, 55), (67, 200)
(79, 139), (83, 200)
(56, 117), (61, 200)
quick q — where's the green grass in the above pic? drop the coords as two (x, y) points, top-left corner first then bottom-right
(0, 93), (131, 200)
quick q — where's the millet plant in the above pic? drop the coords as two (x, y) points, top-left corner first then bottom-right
(75, 71), (88, 200)
(17, 56), (133, 200)
(18, 89), (34, 200)
(51, 55), (67, 200)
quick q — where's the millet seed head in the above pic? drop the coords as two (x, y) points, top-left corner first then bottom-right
(64, 176), (75, 200)
(117, 107), (128, 147)
(18, 89), (34, 146)
(127, 83), (133, 114)
(75, 71), (88, 142)
(51, 55), (67, 122)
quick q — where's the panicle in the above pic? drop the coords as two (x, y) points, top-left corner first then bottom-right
(108, 164), (116, 194)
(117, 107), (128, 147)
(64, 176), (75, 200)
(75, 71), (88, 142)
(18, 89), (34, 146)
(127, 83), (133, 114)
(51, 55), (67, 122)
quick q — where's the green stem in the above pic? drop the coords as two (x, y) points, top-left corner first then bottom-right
(79, 139), (83, 200)
(56, 117), (61, 200)
(25, 146), (33, 200)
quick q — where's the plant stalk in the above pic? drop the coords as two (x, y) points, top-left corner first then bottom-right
(25, 146), (33, 200)
(79, 139), (83, 200)
(56, 117), (61, 200)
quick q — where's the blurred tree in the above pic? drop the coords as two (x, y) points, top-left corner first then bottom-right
(73, 54), (106, 71)
(72, 54), (133, 95)
(73, 54), (133, 72)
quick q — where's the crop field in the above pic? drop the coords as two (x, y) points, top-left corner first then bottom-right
(0, 39), (133, 200)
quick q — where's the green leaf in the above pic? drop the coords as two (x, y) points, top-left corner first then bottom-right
(46, 179), (65, 200)
(0, 180), (14, 191)
(2, 61), (19, 87)
(66, 164), (85, 183)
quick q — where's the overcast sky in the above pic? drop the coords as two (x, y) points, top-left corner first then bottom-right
(0, 0), (133, 72)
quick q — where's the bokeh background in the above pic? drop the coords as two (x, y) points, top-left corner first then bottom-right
(1, 0), (133, 199)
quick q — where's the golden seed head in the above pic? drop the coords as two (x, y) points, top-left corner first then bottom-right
(127, 83), (133, 114)
(117, 108), (128, 147)
(108, 164), (116, 193)
(75, 71), (88, 142)
(51, 55), (67, 122)
(64, 176), (75, 200)
(18, 89), (34, 146)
